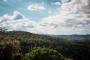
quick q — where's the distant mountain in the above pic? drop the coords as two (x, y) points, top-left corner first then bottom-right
(49, 35), (90, 40)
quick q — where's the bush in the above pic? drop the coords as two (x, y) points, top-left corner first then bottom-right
(23, 48), (61, 60)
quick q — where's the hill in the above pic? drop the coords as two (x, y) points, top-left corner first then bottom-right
(5, 30), (90, 60)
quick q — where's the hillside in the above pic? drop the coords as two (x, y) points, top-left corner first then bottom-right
(5, 31), (90, 60)
(6, 31), (72, 44)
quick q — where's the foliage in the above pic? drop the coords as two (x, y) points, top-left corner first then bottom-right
(0, 27), (20, 60)
(70, 39), (90, 45)
(23, 48), (61, 60)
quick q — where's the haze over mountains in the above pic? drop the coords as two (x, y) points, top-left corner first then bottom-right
(50, 34), (90, 40)
(42, 34), (90, 40)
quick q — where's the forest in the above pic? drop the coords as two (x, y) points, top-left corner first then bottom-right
(0, 27), (90, 60)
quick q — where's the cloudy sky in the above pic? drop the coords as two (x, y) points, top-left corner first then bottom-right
(0, 0), (90, 35)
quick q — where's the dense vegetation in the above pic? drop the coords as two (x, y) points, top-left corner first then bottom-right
(70, 39), (90, 45)
(0, 27), (20, 60)
(0, 28), (90, 60)
(23, 48), (62, 60)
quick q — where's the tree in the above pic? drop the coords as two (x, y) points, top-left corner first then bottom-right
(23, 48), (61, 60)
(0, 27), (20, 60)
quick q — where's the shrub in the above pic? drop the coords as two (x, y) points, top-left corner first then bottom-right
(23, 48), (61, 60)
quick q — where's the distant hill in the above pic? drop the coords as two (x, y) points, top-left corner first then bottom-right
(49, 35), (90, 40)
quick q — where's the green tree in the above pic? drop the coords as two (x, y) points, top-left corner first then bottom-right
(23, 48), (61, 60)
(0, 27), (20, 60)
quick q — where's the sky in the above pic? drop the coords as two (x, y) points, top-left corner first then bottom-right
(0, 0), (90, 35)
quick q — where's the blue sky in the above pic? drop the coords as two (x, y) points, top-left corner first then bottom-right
(0, 0), (90, 35)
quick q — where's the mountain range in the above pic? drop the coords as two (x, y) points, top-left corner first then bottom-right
(46, 34), (90, 40)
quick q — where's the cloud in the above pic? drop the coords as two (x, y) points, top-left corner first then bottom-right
(48, 11), (52, 13)
(86, 14), (90, 18)
(38, 6), (45, 10)
(61, 0), (69, 3)
(1, 0), (90, 35)
(39, 0), (90, 28)
(0, 11), (26, 23)
(13, 11), (25, 20)
(4, 0), (7, 1)
(21, 21), (36, 28)
(41, 2), (44, 4)
(0, 22), (17, 30)
(28, 5), (45, 10)
(0, 14), (12, 23)
(27, 26), (90, 35)
(0, 11), (36, 30)
(38, 13), (90, 28)
(28, 5), (38, 10)
(0, 9), (90, 35)
(51, 2), (61, 5)
(61, 0), (90, 14)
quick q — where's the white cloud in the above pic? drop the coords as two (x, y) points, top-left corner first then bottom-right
(20, 21), (36, 28)
(38, 6), (45, 10)
(0, 14), (12, 23)
(48, 11), (52, 13)
(0, 10), (26, 23)
(4, 0), (7, 1)
(0, 11), (36, 30)
(59, 10), (72, 15)
(51, 2), (61, 5)
(61, 0), (90, 14)
(26, 26), (90, 35)
(1, 9), (90, 34)
(13, 10), (25, 20)
(35, 4), (38, 5)
(28, 5), (45, 10)
(1, 0), (90, 35)
(41, 2), (44, 4)
(61, 0), (69, 3)
(28, 5), (38, 10)
(39, 13), (90, 27)
(39, 0), (90, 28)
